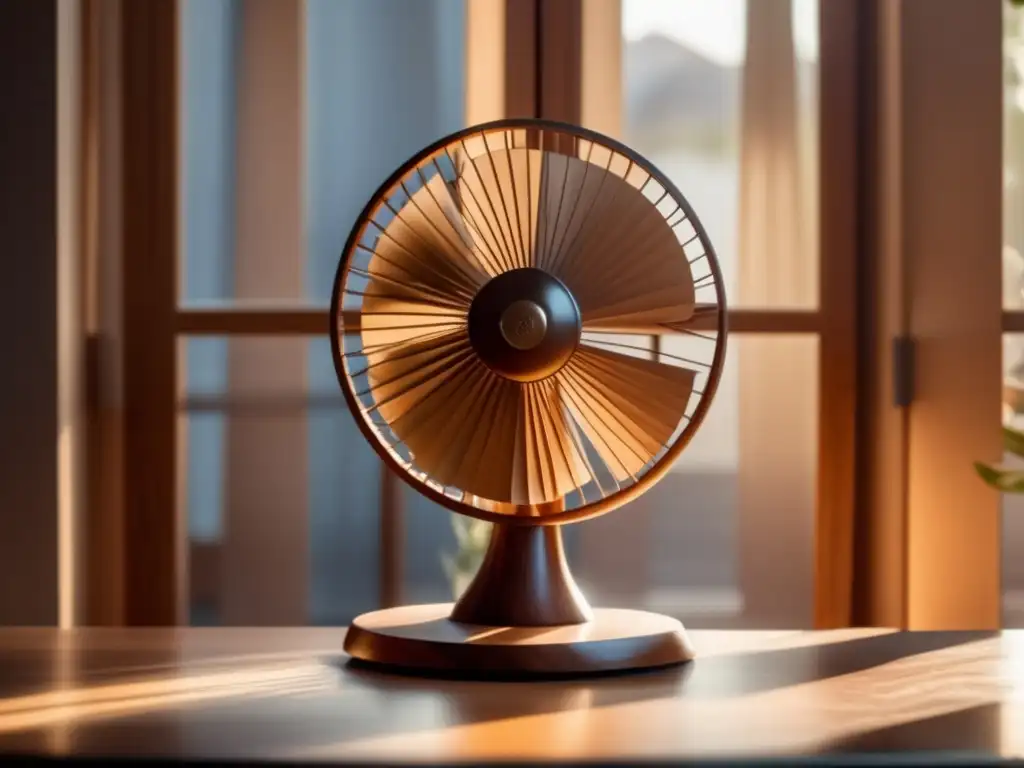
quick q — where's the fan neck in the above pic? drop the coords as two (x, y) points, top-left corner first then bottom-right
(449, 523), (592, 627)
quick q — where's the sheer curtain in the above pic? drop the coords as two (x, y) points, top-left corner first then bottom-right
(737, 0), (817, 626)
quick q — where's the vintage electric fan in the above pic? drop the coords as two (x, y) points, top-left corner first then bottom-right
(330, 118), (726, 676)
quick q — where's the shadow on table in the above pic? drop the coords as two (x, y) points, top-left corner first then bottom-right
(0, 631), (996, 760)
(343, 629), (995, 700)
(825, 702), (1003, 755)
(336, 630), (995, 733)
(675, 630), (997, 699)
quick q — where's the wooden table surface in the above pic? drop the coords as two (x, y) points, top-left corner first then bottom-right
(0, 627), (1020, 764)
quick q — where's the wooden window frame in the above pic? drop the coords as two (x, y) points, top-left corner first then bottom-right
(547, 0), (861, 628)
(854, 0), (1003, 631)
(102, 0), (865, 627)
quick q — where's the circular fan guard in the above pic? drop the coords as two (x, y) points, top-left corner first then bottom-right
(330, 119), (727, 526)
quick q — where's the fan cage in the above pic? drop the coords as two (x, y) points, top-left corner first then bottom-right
(329, 118), (727, 526)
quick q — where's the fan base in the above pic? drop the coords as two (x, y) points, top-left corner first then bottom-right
(343, 603), (694, 677)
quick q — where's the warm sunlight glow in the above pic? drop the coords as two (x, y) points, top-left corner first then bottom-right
(0, 663), (334, 735)
(621, 0), (819, 64)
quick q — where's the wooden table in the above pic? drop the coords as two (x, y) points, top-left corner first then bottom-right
(0, 627), (1021, 765)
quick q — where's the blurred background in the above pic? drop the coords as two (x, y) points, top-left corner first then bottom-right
(0, 0), (1013, 630)
(179, 0), (819, 628)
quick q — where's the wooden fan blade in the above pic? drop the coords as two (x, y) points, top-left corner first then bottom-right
(366, 175), (488, 310)
(377, 353), (491, 484)
(539, 156), (696, 327)
(359, 292), (466, 351)
(360, 174), (482, 349)
(403, 359), (501, 490)
(368, 332), (474, 418)
(532, 379), (593, 502)
(453, 374), (518, 503)
(558, 346), (696, 482)
(455, 145), (543, 272)
(379, 360), (532, 505)
(583, 303), (720, 334)
(365, 330), (470, 402)
(518, 384), (559, 506)
(507, 380), (599, 509)
(534, 150), (608, 272)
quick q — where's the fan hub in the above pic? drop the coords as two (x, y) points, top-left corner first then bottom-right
(499, 300), (548, 351)
(468, 268), (580, 383)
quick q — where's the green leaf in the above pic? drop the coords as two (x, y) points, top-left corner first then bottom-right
(975, 461), (1024, 492)
(1005, 425), (1024, 458)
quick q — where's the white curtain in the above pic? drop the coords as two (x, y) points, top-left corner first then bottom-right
(736, 0), (818, 627)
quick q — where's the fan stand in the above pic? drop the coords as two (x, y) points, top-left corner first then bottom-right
(343, 523), (695, 677)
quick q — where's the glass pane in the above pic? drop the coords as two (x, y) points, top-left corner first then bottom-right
(406, 335), (818, 628)
(182, 333), (816, 628)
(620, 0), (819, 309)
(1003, 334), (1024, 626)
(406, 335), (657, 606)
(999, 7), (1024, 623)
(1006, 4), (1024, 309)
(180, 336), (382, 626)
(179, 0), (467, 306)
(576, 334), (818, 628)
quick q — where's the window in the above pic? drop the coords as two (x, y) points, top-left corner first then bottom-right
(1003, 1), (1024, 627)
(180, 0), (473, 624)
(606, 0), (824, 627)
(98, 0), (861, 628)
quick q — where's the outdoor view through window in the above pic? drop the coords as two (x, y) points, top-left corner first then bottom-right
(1003, 2), (1024, 626)
(180, 0), (820, 629)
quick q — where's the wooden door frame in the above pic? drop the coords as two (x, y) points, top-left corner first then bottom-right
(855, 0), (1004, 630)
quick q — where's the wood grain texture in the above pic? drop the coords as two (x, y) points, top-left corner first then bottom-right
(0, 0), (60, 625)
(347, 603), (691, 675)
(447, 525), (593, 628)
(900, 0), (1002, 630)
(815, 0), (860, 630)
(176, 306), (819, 336)
(0, 628), (1021, 762)
(331, 120), (726, 526)
(119, 0), (181, 626)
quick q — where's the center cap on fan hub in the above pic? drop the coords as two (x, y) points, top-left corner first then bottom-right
(500, 300), (547, 350)
(468, 268), (581, 382)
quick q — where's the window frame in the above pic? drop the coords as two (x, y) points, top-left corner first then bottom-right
(100, 0), (866, 627)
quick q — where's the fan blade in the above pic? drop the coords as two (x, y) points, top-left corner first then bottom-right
(379, 361), (537, 506)
(377, 354), (493, 487)
(405, 359), (501, 490)
(366, 174), (488, 313)
(522, 384), (557, 505)
(455, 145), (543, 272)
(532, 378), (593, 501)
(367, 332), (475, 419)
(359, 290), (466, 351)
(533, 150), (608, 273)
(383, 372), (591, 508)
(452, 373), (518, 502)
(558, 346), (696, 482)
(364, 330), (470, 402)
(538, 157), (697, 327)
(508, 381), (596, 509)
(583, 303), (720, 334)
(510, 392), (530, 506)
(359, 174), (481, 349)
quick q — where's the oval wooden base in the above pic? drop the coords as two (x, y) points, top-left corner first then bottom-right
(343, 603), (695, 677)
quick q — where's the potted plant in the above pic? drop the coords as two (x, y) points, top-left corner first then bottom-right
(441, 515), (492, 599)
(980, 0), (1024, 489)
(977, 425), (1024, 492)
